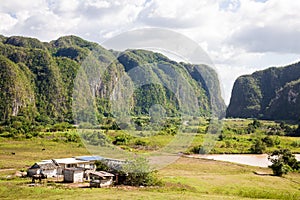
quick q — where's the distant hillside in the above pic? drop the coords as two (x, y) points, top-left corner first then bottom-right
(227, 62), (300, 120)
(0, 35), (225, 127)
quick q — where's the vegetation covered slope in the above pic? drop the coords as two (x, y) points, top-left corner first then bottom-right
(0, 35), (225, 129)
(227, 62), (300, 120)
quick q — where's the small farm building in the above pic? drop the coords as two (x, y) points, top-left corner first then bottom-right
(89, 171), (114, 188)
(27, 161), (58, 177)
(63, 168), (84, 183)
(52, 158), (95, 175)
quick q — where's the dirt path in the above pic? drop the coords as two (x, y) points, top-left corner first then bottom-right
(0, 168), (15, 172)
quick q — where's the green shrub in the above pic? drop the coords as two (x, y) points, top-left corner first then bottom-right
(0, 131), (13, 138)
(291, 140), (300, 147)
(134, 139), (148, 146)
(122, 157), (161, 186)
(262, 136), (274, 147)
(250, 139), (266, 154)
(65, 132), (80, 142)
(268, 149), (300, 176)
(95, 160), (109, 171)
(78, 122), (94, 129)
(188, 145), (207, 154)
(50, 122), (73, 132)
(113, 134), (132, 145)
(81, 131), (110, 146)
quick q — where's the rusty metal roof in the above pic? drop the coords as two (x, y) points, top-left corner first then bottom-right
(89, 171), (114, 177)
(30, 162), (57, 170)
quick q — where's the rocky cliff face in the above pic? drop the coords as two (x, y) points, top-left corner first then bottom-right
(0, 35), (225, 125)
(227, 62), (300, 120)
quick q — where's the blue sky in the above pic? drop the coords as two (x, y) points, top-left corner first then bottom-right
(0, 0), (300, 104)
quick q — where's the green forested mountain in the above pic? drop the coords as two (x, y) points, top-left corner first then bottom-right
(227, 62), (300, 120)
(0, 35), (225, 128)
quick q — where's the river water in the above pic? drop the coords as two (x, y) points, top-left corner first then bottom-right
(188, 154), (300, 168)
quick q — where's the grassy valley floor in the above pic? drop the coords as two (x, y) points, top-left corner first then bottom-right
(0, 138), (299, 200)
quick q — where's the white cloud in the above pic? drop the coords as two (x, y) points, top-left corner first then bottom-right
(229, 24), (300, 53)
(137, 0), (221, 28)
(48, 0), (80, 17)
(0, 0), (47, 13)
(0, 0), (299, 103)
(227, 0), (300, 54)
(0, 13), (17, 31)
(219, 0), (241, 12)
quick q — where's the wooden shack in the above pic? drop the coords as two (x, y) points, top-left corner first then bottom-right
(27, 161), (57, 177)
(63, 168), (84, 183)
(89, 171), (114, 188)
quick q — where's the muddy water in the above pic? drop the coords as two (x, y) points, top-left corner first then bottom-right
(188, 154), (300, 168)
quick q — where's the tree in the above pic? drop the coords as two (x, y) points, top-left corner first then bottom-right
(246, 119), (262, 134)
(250, 139), (266, 154)
(252, 119), (261, 128)
(293, 121), (300, 136)
(268, 149), (300, 176)
(122, 157), (161, 186)
(95, 160), (109, 171)
(262, 136), (274, 147)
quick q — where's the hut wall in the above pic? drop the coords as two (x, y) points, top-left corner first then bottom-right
(63, 169), (84, 183)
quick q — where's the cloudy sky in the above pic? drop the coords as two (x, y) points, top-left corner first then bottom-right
(1, 0), (300, 104)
